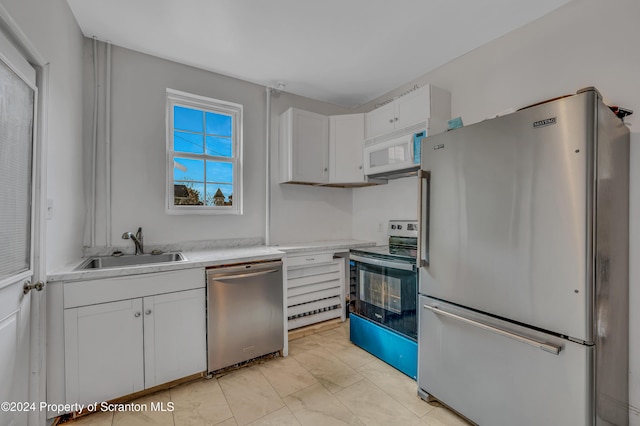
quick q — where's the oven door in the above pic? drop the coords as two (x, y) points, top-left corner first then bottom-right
(350, 254), (417, 340)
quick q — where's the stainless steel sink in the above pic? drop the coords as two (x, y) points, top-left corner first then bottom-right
(76, 252), (186, 270)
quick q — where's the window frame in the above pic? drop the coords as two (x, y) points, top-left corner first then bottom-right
(166, 88), (243, 215)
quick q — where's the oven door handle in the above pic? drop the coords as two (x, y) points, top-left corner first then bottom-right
(350, 254), (415, 272)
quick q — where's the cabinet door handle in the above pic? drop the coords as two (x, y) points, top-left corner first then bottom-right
(389, 119), (394, 123)
(134, 312), (141, 318)
(145, 309), (152, 315)
(394, 117), (398, 122)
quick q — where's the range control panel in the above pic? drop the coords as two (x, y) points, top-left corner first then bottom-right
(388, 220), (418, 238)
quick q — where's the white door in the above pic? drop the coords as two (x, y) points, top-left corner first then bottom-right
(0, 31), (39, 426)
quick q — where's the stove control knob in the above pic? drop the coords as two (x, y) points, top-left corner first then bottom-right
(398, 225), (403, 230)
(391, 225), (396, 229)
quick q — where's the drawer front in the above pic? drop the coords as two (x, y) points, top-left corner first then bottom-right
(288, 286), (341, 307)
(288, 296), (341, 317)
(288, 270), (341, 290)
(287, 262), (341, 279)
(64, 268), (205, 308)
(288, 309), (341, 330)
(418, 295), (591, 426)
(287, 253), (334, 268)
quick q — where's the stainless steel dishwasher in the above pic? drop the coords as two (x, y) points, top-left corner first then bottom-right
(206, 260), (283, 372)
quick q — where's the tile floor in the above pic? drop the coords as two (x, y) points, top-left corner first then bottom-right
(66, 320), (471, 426)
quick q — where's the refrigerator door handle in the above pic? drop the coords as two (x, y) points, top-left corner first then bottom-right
(419, 170), (430, 267)
(423, 304), (562, 355)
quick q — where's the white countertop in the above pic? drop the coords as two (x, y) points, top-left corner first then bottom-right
(47, 239), (375, 283)
(271, 239), (375, 254)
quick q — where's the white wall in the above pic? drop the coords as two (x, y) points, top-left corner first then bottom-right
(0, 0), (85, 271)
(85, 43), (352, 250)
(352, 0), (640, 420)
(268, 93), (353, 245)
(352, 177), (420, 245)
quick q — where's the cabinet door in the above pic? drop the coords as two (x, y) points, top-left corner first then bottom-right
(395, 86), (430, 130)
(365, 102), (395, 140)
(143, 288), (206, 388)
(64, 299), (144, 405)
(289, 108), (329, 183)
(329, 114), (365, 183)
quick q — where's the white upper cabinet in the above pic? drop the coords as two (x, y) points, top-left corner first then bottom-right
(329, 114), (365, 184)
(279, 108), (329, 184)
(365, 102), (396, 140)
(365, 85), (451, 141)
(280, 108), (367, 186)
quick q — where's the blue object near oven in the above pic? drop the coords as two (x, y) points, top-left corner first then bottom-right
(349, 222), (419, 379)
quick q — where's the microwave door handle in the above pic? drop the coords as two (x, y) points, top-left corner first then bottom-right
(419, 170), (430, 267)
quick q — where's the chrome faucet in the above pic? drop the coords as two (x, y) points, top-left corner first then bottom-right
(122, 227), (144, 255)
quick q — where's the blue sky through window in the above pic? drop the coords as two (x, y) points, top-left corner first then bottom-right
(173, 105), (234, 206)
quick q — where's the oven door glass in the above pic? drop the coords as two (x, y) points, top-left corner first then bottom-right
(352, 260), (417, 340)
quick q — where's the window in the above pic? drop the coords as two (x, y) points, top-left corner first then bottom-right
(166, 89), (242, 214)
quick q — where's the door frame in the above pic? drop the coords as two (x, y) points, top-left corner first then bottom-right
(0, 4), (49, 426)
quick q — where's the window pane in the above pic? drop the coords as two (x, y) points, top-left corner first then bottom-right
(206, 184), (233, 207)
(205, 136), (232, 157)
(174, 106), (203, 132)
(174, 181), (204, 205)
(0, 59), (34, 279)
(206, 161), (233, 183)
(174, 157), (204, 182)
(205, 111), (232, 137)
(174, 131), (203, 154)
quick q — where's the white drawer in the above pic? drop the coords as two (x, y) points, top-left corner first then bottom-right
(288, 270), (341, 290)
(288, 287), (341, 307)
(287, 253), (334, 268)
(288, 309), (342, 330)
(64, 268), (205, 308)
(287, 296), (342, 317)
(287, 262), (341, 279)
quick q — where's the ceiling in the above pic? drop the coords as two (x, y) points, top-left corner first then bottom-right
(66, 0), (572, 108)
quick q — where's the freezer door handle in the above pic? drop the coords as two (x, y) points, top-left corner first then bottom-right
(419, 170), (430, 267)
(423, 304), (562, 355)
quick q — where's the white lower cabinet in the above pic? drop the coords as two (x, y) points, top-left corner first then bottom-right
(64, 299), (144, 405)
(143, 289), (206, 388)
(286, 252), (346, 330)
(64, 286), (206, 405)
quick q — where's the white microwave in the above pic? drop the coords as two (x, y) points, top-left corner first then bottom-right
(363, 132), (425, 178)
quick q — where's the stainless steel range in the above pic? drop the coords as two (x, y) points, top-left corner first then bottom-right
(349, 220), (418, 379)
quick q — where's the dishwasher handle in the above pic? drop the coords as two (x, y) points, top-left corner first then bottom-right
(208, 268), (279, 281)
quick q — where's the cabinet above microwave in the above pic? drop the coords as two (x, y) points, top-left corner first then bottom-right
(365, 85), (450, 144)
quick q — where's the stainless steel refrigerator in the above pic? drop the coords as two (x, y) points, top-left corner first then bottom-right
(418, 88), (629, 425)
